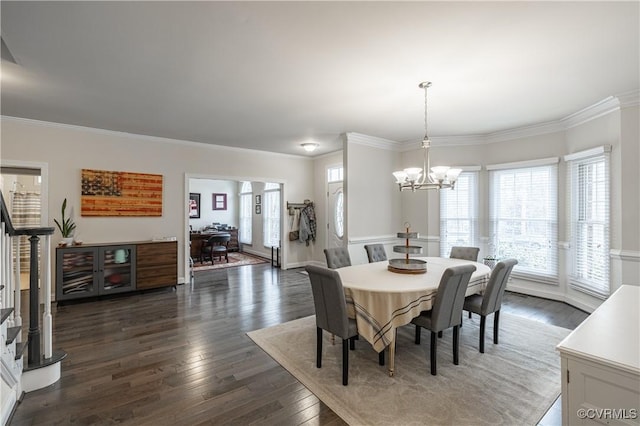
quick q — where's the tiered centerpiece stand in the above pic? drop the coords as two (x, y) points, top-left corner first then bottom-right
(388, 224), (427, 274)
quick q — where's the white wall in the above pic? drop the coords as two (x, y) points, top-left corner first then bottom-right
(345, 133), (404, 264)
(1, 117), (316, 285)
(188, 178), (238, 231)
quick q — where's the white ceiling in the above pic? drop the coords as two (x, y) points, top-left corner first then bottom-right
(1, 1), (638, 156)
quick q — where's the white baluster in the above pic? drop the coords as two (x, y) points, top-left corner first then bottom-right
(14, 234), (22, 332)
(1, 222), (5, 310)
(43, 234), (52, 358)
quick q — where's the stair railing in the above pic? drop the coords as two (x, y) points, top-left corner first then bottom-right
(0, 191), (55, 365)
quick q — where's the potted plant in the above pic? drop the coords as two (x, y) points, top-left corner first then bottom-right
(54, 198), (76, 245)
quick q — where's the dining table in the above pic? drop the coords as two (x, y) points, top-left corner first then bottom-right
(336, 256), (492, 376)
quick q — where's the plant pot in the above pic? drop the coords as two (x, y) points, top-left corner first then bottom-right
(61, 237), (74, 246)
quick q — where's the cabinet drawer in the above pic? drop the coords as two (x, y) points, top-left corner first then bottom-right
(137, 265), (177, 289)
(137, 265), (176, 279)
(137, 242), (178, 267)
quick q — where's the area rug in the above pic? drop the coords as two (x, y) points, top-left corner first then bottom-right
(247, 313), (571, 426)
(193, 252), (268, 271)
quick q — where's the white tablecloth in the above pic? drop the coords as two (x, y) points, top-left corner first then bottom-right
(337, 257), (491, 352)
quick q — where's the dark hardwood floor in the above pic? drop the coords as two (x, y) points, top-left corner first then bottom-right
(11, 264), (589, 425)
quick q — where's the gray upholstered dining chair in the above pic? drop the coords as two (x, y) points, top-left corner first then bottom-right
(449, 246), (480, 262)
(323, 247), (352, 269)
(364, 244), (388, 263)
(463, 258), (518, 353)
(411, 264), (476, 375)
(305, 265), (365, 385)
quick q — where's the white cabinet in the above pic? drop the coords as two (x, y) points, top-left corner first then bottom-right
(556, 286), (640, 425)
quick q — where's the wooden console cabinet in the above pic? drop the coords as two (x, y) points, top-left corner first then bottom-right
(136, 241), (178, 290)
(556, 285), (639, 425)
(56, 240), (177, 302)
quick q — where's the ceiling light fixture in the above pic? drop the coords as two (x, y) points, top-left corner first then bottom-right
(393, 82), (461, 191)
(301, 142), (319, 152)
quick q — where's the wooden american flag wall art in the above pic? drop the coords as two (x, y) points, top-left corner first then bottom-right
(81, 169), (163, 216)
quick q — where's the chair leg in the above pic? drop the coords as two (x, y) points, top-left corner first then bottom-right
(438, 330), (443, 338)
(430, 331), (437, 375)
(453, 325), (459, 365)
(468, 311), (472, 319)
(379, 349), (385, 366)
(494, 310), (500, 344)
(349, 336), (355, 350)
(479, 315), (486, 353)
(316, 327), (322, 368)
(414, 325), (421, 344)
(342, 339), (349, 386)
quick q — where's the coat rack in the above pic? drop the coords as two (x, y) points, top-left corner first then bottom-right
(287, 199), (313, 215)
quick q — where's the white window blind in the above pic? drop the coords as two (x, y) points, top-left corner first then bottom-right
(566, 149), (610, 298)
(440, 171), (479, 257)
(239, 181), (252, 244)
(489, 163), (558, 282)
(263, 183), (281, 247)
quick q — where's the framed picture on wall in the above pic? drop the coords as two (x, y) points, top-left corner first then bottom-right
(255, 205), (261, 215)
(189, 193), (200, 218)
(255, 195), (261, 205)
(213, 193), (227, 210)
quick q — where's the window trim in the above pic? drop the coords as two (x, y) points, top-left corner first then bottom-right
(565, 146), (611, 299)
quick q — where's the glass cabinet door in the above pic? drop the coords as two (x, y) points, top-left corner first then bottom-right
(100, 245), (136, 294)
(57, 247), (98, 299)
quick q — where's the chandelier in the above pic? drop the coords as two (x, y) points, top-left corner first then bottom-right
(393, 82), (462, 191)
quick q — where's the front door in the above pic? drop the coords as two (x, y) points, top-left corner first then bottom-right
(327, 181), (344, 249)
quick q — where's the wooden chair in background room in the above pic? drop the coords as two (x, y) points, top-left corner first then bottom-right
(411, 264), (476, 375)
(201, 233), (231, 264)
(364, 244), (387, 263)
(449, 246), (480, 262)
(463, 258), (518, 353)
(323, 247), (352, 269)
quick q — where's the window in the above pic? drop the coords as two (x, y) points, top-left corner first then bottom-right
(489, 159), (558, 282)
(327, 166), (343, 183)
(566, 147), (610, 298)
(263, 182), (281, 247)
(239, 182), (252, 244)
(440, 171), (479, 257)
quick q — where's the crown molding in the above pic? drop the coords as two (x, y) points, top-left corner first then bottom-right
(397, 92), (632, 149)
(0, 115), (313, 161)
(345, 132), (401, 151)
(616, 89), (640, 108)
(561, 96), (620, 130)
(4, 89), (637, 155)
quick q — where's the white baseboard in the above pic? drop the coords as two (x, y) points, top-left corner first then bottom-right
(283, 260), (324, 270)
(507, 284), (597, 313)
